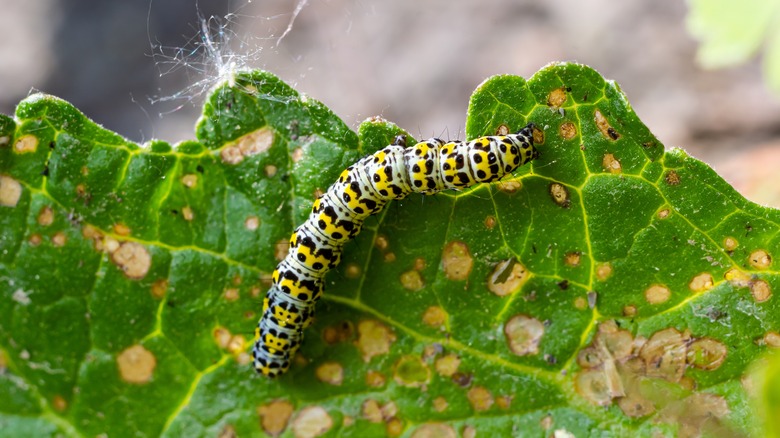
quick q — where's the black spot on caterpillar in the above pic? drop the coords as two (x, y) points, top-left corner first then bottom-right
(252, 123), (538, 377)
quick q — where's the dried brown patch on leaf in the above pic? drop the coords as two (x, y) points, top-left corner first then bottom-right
(432, 397), (448, 412)
(291, 406), (332, 438)
(365, 370), (386, 388)
(595, 262), (612, 281)
(274, 238), (289, 261)
(723, 236), (738, 251)
(13, 134), (38, 153)
(688, 273), (713, 293)
(117, 345), (156, 384)
(594, 110), (620, 140)
(644, 284), (671, 305)
(111, 242), (151, 280)
(113, 223), (131, 236)
(750, 279), (772, 302)
(574, 296), (588, 310)
(749, 249), (772, 269)
(213, 327), (232, 349)
(467, 386), (494, 412)
(322, 321), (354, 344)
(374, 235), (389, 251)
(441, 241), (473, 281)
(488, 259), (528, 297)
(400, 270), (425, 291)
(657, 393), (730, 438)
(422, 306), (448, 329)
(51, 232), (67, 247)
(291, 147), (304, 163)
(461, 425), (476, 438)
(564, 251), (581, 267)
(265, 165), (278, 177)
(245, 216), (260, 231)
(362, 399), (383, 423)
(639, 328), (690, 382)
(724, 268), (751, 287)
(345, 263), (361, 279)
(559, 122), (577, 140)
(315, 362), (344, 386)
(434, 354), (460, 377)
(220, 127), (275, 165)
(181, 173), (198, 188)
(37, 206), (54, 226)
(223, 288), (240, 302)
(664, 170), (681, 186)
(547, 87), (567, 109)
(602, 153), (622, 174)
(657, 208), (671, 219)
(495, 124), (510, 136)
(504, 314), (544, 356)
(549, 182), (570, 208)
(181, 206), (195, 221)
(411, 423), (456, 438)
(496, 180), (521, 193)
(686, 338), (727, 370)
(355, 320), (396, 362)
(484, 215), (496, 229)
(0, 175), (22, 207)
(258, 402), (293, 435)
(622, 305), (637, 317)
(532, 124), (545, 145)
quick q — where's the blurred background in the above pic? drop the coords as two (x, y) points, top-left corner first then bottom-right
(1, 0), (779, 206)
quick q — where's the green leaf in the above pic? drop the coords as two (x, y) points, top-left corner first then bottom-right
(1, 64), (779, 437)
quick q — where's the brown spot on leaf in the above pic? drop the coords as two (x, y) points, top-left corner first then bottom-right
(749, 249), (772, 269)
(181, 206), (194, 221)
(413, 257), (426, 271)
(532, 125), (545, 145)
(221, 127), (275, 165)
(574, 296), (587, 310)
(434, 354), (460, 377)
(665, 170), (681, 186)
(214, 327), (232, 349)
(564, 252), (581, 267)
(623, 305), (637, 317)
(291, 147), (304, 163)
(223, 288), (240, 302)
(291, 406), (332, 438)
(559, 122), (577, 140)
(28, 234), (42, 246)
(496, 180), (521, 193)
(0, 175), (22, 207)
(181, 173), (198, 188)
(602, 153), (622, 174)
(644, 284), (671, 305)
(355, 320), (396, 362)
(549, 182), (570, 208)
(487, 259), (528, 296)
(113, 223), (131, 236)
(151, 279), (168, 299)
(657, 393), (729, 438)
(442, 241), (473, 281)
(52, 395), (67, 412)
(362, 399), (383, 423)
(37, 206), (54, 226)
(687, 338), (727, 370)
(322, 321), (354, 344)
(374, 235), (389, 251)
(657, 208), (671, 219)
(504, 314), (544, 356)
(111, 242), (151, 279)
(274, 238), (289, 261)
(400, 270), (424, 291)
(750, 279), (772, 302)
(723, 236), (738, 251)
(51, 232), (67, 247)
(724, 268), (751, 286)
(265, 165), (278, 177)
(763, 332), (780, 347)
(467, 386), (494, 412)
(315, 362), (344, 386)
(639, 327), (689, 382)
(575, 369), (612, 406)
(345, 263), (361, 279)
(422, 306), (448, 329)
(433, 396), (448, 412)
(495, 124), (510, 136)
(411, 423), (456, 438)
(594, 110), (620, 140)
(461, 425), (476, 438)
(384, 252), (396, 263)
(257, 399), (294, 437)
(365, 370), (386, 387)
(386, 418), (403, 437)
(14, 134), (38, 153)
(245, 216), (260, 231)
(117, 344), (156, 384)
(484, 215), (496, 229)
(595, 262), (612, 281)
(547, 87), (567, 108)
(688, 273), (713, 293)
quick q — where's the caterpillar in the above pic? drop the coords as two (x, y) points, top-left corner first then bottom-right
(252, 123), (538, 377)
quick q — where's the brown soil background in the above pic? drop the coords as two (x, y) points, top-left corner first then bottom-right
(2, 0), (778, 207)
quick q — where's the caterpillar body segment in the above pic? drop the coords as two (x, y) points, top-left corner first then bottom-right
(253, 123), (537, 377)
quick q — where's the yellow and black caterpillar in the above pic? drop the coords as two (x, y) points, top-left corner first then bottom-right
(252, 123), (538, 377)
